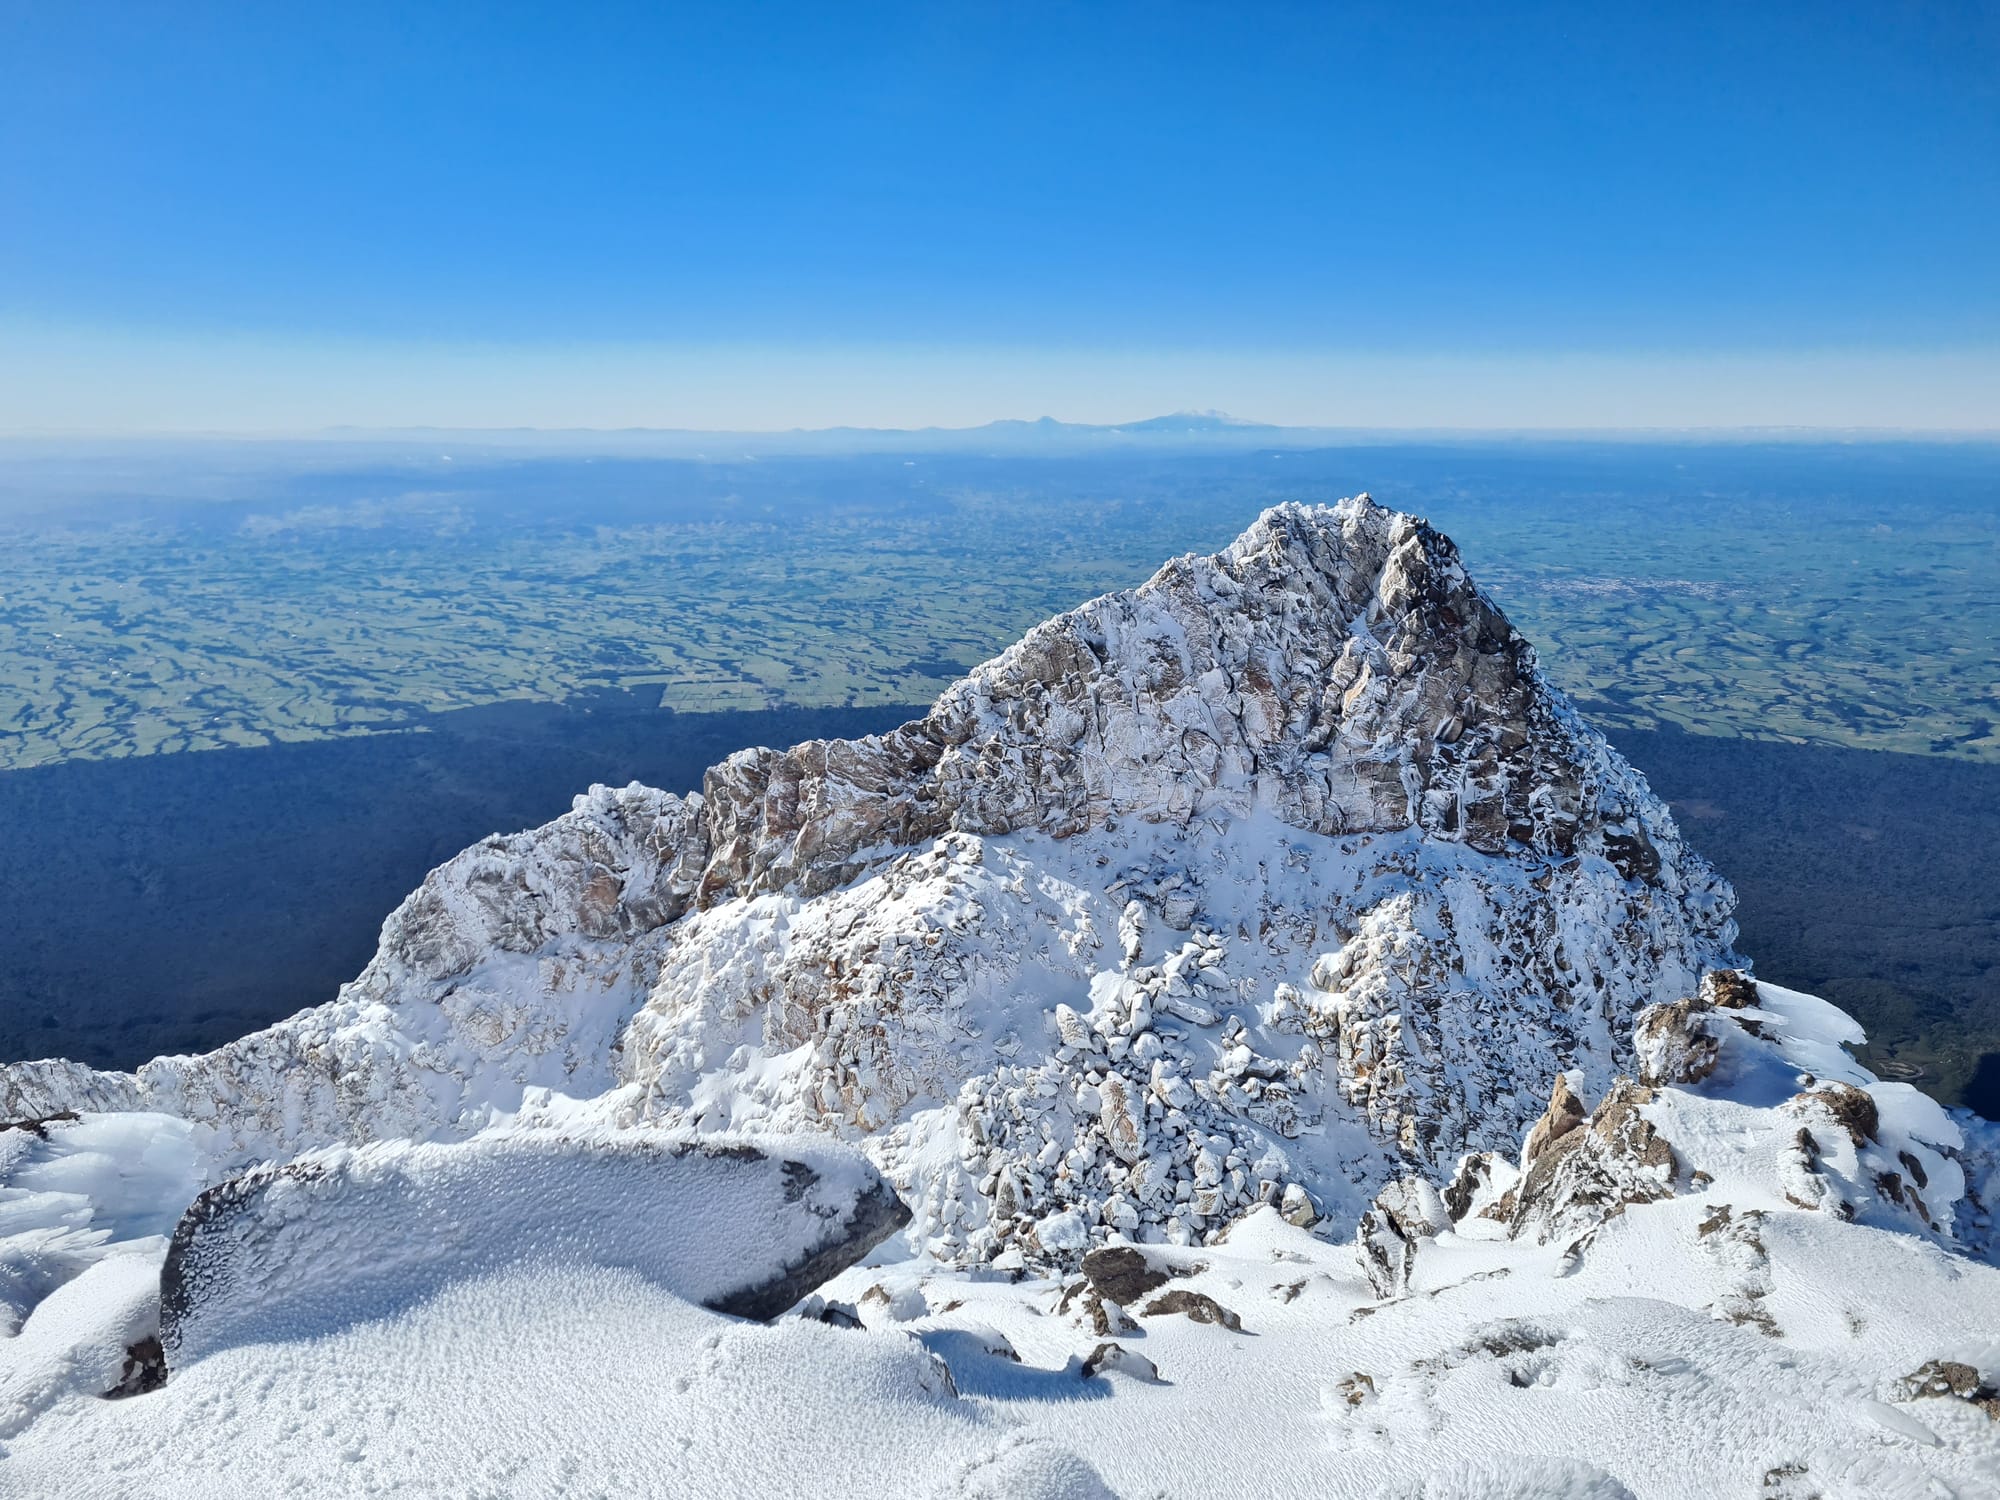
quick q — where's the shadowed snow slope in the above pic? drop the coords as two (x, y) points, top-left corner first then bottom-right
(3, 497), (1998, 1497)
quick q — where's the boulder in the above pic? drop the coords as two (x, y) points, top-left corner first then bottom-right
(1633, 998), (1721, 1087)
(159, 1129), (909, 1368)
(1142, 1288), (1242, 1330)
(1081, 1341), (1162, 1382)
(1080, 1245), (1179, 1306)
(1356, 1176), (1451, 1298)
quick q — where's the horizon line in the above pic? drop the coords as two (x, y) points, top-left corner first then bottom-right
(5, 417), (2000, 444)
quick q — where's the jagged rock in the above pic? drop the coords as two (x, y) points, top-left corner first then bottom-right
(1522, 1072), (1589, 1166)
(1356, 1177), (1451, 1297)
(1509, 1080), (1678, 1246)
(158, 1131), (910, 1367)
(1634, 998), (1722, 1086)
(1143, 1288), (1242, 1330)
(1443, 1151), (1518, 1224)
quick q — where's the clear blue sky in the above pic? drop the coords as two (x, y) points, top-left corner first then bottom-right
(3, 1), (1997, 429)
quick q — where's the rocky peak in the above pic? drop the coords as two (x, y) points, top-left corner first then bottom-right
(1, 495), (1745, 1268)
(694, 498), (1711, 906)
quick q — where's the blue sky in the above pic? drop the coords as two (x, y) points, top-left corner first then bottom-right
(3, 2), (1997, 430)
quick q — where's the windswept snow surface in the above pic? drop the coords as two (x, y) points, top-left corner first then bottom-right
(4, 1185), (1996, 1498)
(4, 1262), (1107, 1500)
(3, 499), (1998, 1496)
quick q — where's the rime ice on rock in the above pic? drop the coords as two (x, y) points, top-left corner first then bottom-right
(2, 498), (1750, 1269)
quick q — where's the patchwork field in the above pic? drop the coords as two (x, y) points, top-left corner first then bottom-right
(2, 441), (1995, 769)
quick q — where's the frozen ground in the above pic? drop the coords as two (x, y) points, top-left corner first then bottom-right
(3, 975), (1996, 1499)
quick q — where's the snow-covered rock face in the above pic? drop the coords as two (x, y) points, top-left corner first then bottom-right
(697, 496), (1715, 883)
(2, 498), (1742, 1268)
(618, 497), (1737, 1258)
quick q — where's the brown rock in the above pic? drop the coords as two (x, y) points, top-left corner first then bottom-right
(1633, 997), (1721, 1087)
(1801, 1083), (1879, 1147)
(1142, 1288), (1243, 1331)
(1509, 1080), (1677, 1245)
(1522, 1073), (1588, 1166)
(1700, 969), (1759, 1010)
(1081, 1246), (1180, 1306)
(1895, 1359), (2000, 1420)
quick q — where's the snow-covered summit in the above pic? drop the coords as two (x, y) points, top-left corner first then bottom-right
(5, 495), (1999, 1496)
(1, 499), (1739, 1249)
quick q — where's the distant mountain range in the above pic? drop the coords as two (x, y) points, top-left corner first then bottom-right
(303, 409), (1299, 456)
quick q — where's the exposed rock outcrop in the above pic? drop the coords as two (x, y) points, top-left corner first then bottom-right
(1356, 1176), (1452, 1298)
(1507, 1079), (1679, 1246)
(1632, 968), (1763, 1087)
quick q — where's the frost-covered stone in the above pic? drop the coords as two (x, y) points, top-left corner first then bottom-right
(1633, 996), (1722, 1086)
(158, 1129), (908, 1366)
(1081, 1340), (1161, 1382)
(1506, 1080), (1679, 1247)
(1356, 1176), (1451, 1298)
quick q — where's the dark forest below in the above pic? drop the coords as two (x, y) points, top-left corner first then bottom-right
(2, 699), (1993, 1116)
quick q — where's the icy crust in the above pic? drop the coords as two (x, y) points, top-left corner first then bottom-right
(6, 1261), (1119, 1500)
(158, 1129), (907, 1365)
(0, 1112), (207, 1337)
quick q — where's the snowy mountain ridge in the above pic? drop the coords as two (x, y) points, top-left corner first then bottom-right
(3, 496), (1997, 1497)
(0, 498), (1741, 1247)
